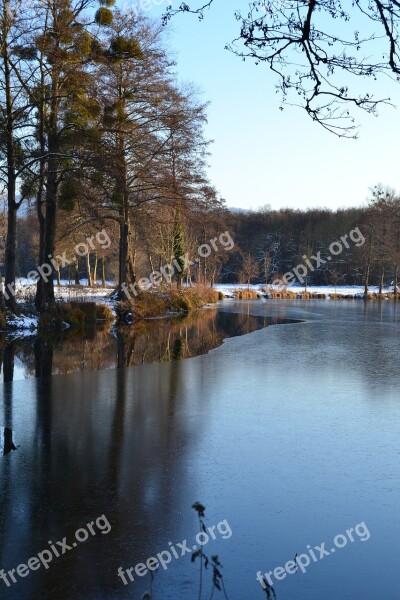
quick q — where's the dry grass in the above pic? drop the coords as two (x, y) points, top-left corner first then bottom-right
(233, 289), (260, 300)
(116, 285), (219, 322)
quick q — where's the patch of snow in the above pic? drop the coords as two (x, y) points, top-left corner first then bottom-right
(7, 314), (38, 331)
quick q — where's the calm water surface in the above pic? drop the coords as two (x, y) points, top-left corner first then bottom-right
(0, 300), (399, 599)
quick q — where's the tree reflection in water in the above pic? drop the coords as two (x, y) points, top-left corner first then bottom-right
(1, 428), (17, 456)
(0, 310), (300, 382)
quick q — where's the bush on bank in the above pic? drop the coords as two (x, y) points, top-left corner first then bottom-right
(116, 286), (219, 322)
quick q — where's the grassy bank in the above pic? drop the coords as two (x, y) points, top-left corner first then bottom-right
(116, 286), (219, 323)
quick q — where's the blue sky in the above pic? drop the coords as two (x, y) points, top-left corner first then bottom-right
(127, 1), (400, 211)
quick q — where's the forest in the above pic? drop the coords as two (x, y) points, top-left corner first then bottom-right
(1, 0), (400, 328)
(5, 190), (400, 296)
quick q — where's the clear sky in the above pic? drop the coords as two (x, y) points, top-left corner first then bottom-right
(125, 0), (400, 211)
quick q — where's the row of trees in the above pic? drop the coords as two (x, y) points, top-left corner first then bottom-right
(0, 0), (224, 314)
(7, 187), (400, 292)
(224, 191), (400, 292)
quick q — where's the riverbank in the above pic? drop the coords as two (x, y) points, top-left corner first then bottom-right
(1, 283), (220, 333)
(214, 283), (400, 300)
(2, 280), (399, 334)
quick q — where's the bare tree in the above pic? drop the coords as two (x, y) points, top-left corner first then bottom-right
(164, 1), (400, 136)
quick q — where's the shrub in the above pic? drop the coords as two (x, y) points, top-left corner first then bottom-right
(168, 290), (192, 312)
(116, 294), (168, 321)
(233, 289), (259, 300)
(115, 286), (219, 323)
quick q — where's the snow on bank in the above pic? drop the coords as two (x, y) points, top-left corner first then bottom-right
(10, 279), (396, 313)
(13, 278), (113, 302)
(213, 284), (394, 298)
(6, 314), (38, 332)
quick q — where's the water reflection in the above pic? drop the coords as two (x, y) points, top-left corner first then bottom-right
(0, 302), (399, 599)
(1, 310), (300, 381)
(0, 356), (210, 599)
(0, 427), (18, 456)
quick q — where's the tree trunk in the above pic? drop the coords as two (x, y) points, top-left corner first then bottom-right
(149, 254), (155, 275)
(86, 252), (93, 287)
(34, 50), (47, 311)
(93, 252), (98, 286)
(36, 60), (60, 312)
(364, 231), (373, 297)
(101, 257), (106, 288)
(379, 266), (384, 294)
(41, 152), (58, 308)
(4, 201), (17, 311)
(394, 265), (398, 298)
(118, 219), (129, 291)
(74, 258), (80, 285)
(117, 212), (136, 297)
(364, 263), (370, 296)
(35, 190), (46, 309)
(0, 275), (6, 313)
(2, 14), (17, 313)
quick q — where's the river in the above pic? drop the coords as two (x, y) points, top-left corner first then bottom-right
(0, 300), (399, 599)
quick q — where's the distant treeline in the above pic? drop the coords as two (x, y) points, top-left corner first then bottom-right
(8, 188), (400, 291)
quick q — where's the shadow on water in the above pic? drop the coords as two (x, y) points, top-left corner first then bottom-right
(0, 309), (301, 382)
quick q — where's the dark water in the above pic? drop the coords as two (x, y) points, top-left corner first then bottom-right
(0, 301), (399, 599)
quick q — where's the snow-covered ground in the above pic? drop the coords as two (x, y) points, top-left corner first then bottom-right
(14, 278), (113, 299)
(12, 278), (396, 304)
(6, 279), (115, 332)
(213, 283), (394, 298)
